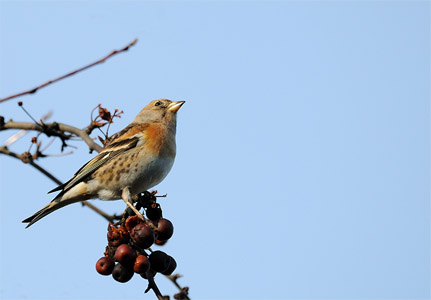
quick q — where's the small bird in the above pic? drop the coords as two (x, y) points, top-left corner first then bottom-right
(23, 99), (185, 228)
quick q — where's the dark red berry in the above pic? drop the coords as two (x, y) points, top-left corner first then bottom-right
(155, 239), (167, 246)
(131, 223), (155, 249)
(112, 263), (134, 283)
(134, 254), (150, 274)
(156, 218), (174, 241)
(125, 215), (143, 232)
(114, 244), (137, 267)
(96, 256), (115, 275)
(146, 203), (162, 221)
(149, 251), (171, 273)
(140, 269), (156, 279)
(161, 256), (177, 275)
(107, 225), (129, 247)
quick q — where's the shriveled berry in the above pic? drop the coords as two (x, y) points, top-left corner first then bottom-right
(115, 244), (137, 267)
(112, 263), (134, 283)
(134, 255), (150, 274)
(156, 218), (174, 241)
(131, 223), (155, 249)
(146, 203), (162, 221)
(104, 245), (117, 258)
(125, 215), (143, 232)
(161, 256), (177, 275)
(107, 225), (129, 247)
(149, 250), (171, 273)
(96, 256), (115, 275)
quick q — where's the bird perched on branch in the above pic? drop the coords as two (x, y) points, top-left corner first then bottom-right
(23, 99), (185, 228)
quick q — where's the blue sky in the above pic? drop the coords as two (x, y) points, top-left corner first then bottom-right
(0, 1), (429, 299)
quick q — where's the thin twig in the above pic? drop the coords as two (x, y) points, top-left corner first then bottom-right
(0, 39), (138, 103)
(80, 201), (115, 223)
(1, 120), (102, 152)
(4, 111), (52, 147)
(0, 146), (115, 222)
(167, 274), (191, 300)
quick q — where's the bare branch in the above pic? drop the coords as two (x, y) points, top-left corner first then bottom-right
(0, 39), (138, 103)
(0, 146), (63, 185)
(146, 271), (166, 300)
(167, 274), (191, 300)
(57, 123), (102, 152)
(0, 145), (115, 223)
(1, 120), (102, 153)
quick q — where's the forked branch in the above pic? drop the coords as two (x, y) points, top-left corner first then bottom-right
(1, 120), (102, 153)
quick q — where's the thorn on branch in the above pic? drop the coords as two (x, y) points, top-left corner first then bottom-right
(168, 274), (191, 300)
(174, 287), (190, 300)
(18, 101), (40, 125)
(98, 135), (107, 146)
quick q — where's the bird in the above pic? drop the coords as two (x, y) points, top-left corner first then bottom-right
(23, 99), (185, 228)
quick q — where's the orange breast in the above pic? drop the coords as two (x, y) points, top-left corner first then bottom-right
(144, 123), (176, 157)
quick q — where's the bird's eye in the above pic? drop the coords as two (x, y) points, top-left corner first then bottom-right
(155, 101), (162, 107)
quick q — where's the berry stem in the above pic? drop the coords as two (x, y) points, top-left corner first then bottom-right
(146, 271), (165, 300)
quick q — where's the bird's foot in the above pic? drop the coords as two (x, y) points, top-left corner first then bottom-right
(121, 187), (145, 222)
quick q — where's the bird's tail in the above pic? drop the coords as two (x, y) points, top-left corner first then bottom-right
(22, 193), (83, 228)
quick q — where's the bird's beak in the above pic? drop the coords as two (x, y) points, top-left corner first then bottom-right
(168, 101), (185, 112)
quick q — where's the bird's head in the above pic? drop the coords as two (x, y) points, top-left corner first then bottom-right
(133, 99), (185, 124)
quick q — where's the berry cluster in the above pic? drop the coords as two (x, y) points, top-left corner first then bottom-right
(95, 192), (176, 283)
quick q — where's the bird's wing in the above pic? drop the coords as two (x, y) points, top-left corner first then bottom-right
(48, 123), (149, 194)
